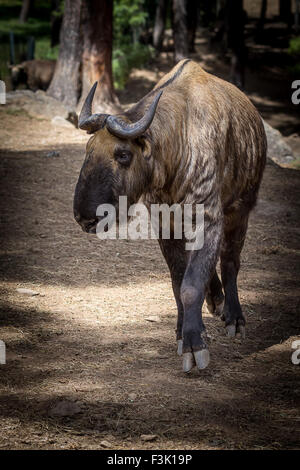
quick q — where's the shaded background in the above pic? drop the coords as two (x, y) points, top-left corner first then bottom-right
(0, 0), (299, 451)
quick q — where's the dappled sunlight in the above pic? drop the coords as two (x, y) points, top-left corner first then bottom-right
(0, 139), (299, 448)
(1, 0), (300, 449)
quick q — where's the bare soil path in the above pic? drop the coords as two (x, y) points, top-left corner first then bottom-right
(0, 45), (299, 449)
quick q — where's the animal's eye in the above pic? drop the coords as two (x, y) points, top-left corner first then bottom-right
(114, 150), (133, 167)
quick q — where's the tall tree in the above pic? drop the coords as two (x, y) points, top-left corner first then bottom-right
(153, 0), (169, 53)
(78, 0), (119, 113)
(19, 0), (33, 23)
(47, 0), (82, 109)
(187, 0), (198, 53)
(225, 0), (246, 89)
(279, 0), (292, 28)
(172, 0), (188, 62)
(257, 0), (267, 33)
(48, 0), (119, 113)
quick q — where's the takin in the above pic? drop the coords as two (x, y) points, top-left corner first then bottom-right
(9, 59), (56, 91)
(73, 59), (267, 373)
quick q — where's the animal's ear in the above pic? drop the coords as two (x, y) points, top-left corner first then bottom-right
(136, 135), (152, 160)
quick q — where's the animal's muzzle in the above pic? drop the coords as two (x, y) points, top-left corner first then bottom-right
(83, 218), (99, 234)
(74, 213), (100, 234)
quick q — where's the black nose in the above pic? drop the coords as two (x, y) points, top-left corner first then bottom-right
(84, 218), (99, 234)
(74, 210), (100, 234)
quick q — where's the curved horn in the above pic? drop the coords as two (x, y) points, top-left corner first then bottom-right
(78, 82), (109, 134)
(106, 90), (163, 139)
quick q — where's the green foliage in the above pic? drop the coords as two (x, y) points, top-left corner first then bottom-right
(51, 0), (64, 18)
(288, 37), (300, 77)
(114, 0), (148, 45)
(0, 0), (53, 22)
(0, 0), (22, 8)
(113, 0), (153, 90)
(113, 43), (154, 90)
(0, 18), (50, 37)
(289, 63), (300, 77)
(289, 37), (300, 57)
(0, 0), (152, 91)
(35, 38), (59, 61)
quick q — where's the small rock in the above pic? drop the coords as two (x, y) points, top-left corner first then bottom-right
(144, 349), (161, 358)
(100, 440), (113, 448)
(16, 288), (39, 296)
(140, 434), (157, 442)
(45, 151), (60, 158)
(128, 393), (137, 401)
(145, 315), (160, 322)
(51, 115), (74, 128)
(263, 120), (295, 166)
(6, 90), (70, 121)
(48, 400), (82, 417)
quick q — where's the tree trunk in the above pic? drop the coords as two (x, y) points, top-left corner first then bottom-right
(257, 0), (267, 32)
(296, 0), (300, 34)
(215, 0), (223, 16)
(226, 0), (246, 89)
(187, 0), (198, 53)
(153, 0), (169, 53)
(279, 0), (292, 27)
(172, 0), (188, 63)
(19, 0), (32, 23)
(78, 0), (120, 114)
(47, 0), (82, 109)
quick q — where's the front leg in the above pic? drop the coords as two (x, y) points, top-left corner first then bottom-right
(181, 215), (222, 372)
(158, 239), (187, 354)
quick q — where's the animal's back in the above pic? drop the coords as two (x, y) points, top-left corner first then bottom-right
(24, 60), (55, 90)
(154, 60), (267, 211)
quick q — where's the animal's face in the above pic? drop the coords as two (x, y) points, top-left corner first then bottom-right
(9, 64), (26, 90)
(73, 81), (162, 233)
(73, 128), (152, 233)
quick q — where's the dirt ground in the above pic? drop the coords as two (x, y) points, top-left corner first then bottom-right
(0, 37), (299, 450)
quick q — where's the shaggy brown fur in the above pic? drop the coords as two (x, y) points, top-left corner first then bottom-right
(74, 59), (267, 371)
(10, 59), (56, 91)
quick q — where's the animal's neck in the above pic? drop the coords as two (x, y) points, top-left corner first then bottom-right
(148, 107), (190, 203)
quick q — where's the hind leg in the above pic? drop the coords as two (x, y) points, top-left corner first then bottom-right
(206, 270), (224, 316)
(220, 213), (249, 337)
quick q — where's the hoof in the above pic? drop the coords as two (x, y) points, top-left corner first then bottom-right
(226, 323), (246, 338)
(182, 352), (196, 373)
(215, 300), (224, 316)
(226, 324), (236, 337)
(182, 349), (210, 372)
(177, 339), (183, 356)
(237, 324), (246, 339)
(206, 298), (224, 316)
(194, 349), (210, 370)
(206, 301), (214, 314)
